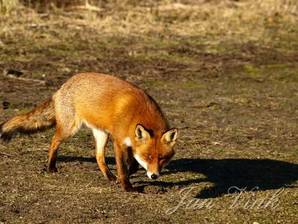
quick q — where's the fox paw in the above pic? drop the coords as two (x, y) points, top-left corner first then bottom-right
(106, 172), (117, 181)
(47, 166), (58, 173)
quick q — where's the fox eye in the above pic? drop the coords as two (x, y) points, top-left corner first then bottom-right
(159, 158), (165, 163)
(147, 155), (152, 161)
(159, 151), (175, 161)
(158, 156), (167, 162)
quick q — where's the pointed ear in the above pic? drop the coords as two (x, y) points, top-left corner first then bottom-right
(135, 124), (150, 141)
(161, 128), (178, 144)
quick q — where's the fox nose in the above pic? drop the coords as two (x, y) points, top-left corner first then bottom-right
(151, 173), (158, 180)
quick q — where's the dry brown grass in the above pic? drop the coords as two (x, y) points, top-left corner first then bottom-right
(0, 0), (297, 52)
(0, 0), (19, 13)
(65, 0), (298, 39)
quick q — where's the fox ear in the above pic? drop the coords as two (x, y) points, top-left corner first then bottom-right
(162, 128), (178, 144)
(135, 124), (150, 141)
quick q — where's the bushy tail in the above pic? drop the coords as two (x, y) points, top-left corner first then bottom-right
(0, 98), (56, 142)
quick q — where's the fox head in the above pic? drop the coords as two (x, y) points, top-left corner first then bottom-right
(130, 124), (178, 180)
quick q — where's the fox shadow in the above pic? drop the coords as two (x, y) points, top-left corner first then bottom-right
(58, 156), (298, 198)
(134, 158), (298, 198)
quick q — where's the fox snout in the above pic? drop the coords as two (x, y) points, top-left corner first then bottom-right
(133, 154), (162, 180)
(147, 171), (160, 180)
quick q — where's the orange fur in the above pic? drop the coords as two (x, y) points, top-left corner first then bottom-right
(0, 99), (55, 141)
(1, 73), (178, 191)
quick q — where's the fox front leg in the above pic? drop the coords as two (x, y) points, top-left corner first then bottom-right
(128, 157), (139, 176)
(113, 142), (134, 192)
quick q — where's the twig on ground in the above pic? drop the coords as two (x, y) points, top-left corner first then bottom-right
(5, 74), (47, 85)
(0, 151), (13, 157)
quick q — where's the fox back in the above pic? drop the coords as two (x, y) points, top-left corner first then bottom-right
(54, 73), (168, 139)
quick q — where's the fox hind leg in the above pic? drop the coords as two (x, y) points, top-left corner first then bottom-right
(92, 128), (116, 181)
(47, 116), (81, 172)
(48, 131), (62, 172)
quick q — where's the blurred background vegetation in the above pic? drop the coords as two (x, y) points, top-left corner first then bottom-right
(1, 0), (297, 39)
(1, 0), (297, 14)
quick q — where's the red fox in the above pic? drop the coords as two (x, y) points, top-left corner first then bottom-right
(0, 73), (178, 191)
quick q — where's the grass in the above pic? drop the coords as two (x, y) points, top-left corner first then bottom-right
(0, 0), (19, 13)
